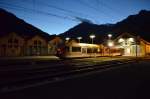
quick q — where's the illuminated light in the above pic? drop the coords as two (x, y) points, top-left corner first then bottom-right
(108, 34), (112, 38)
(97, 48), (100, 52)
(127, 48), (130, 53)
(78, 43), (99, 47)
(65, 37), (70, 41)
(77, 37), (82, 43)
(78, 43), (88, 46)
(89, 34), (95, 44)
(118, 38), (124, 43)
(128, 38), (134, 42)
(108, 42), (114, 47)
(108, 41), (114, 47)
(77, 37), (82, 40)
(89, 35), (95, 39)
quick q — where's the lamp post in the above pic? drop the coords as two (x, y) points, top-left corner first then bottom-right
(77, 37), (82, 43)
(89, 34), (95, 57)
(108, 41), (114, 56)
(89, 34), (95, 44)
(65, 37), (70, 44)
(107, 34), (113, 56)
(135, 36), (139, 58)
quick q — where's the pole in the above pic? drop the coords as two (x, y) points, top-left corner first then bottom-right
(136, 43), (137, 58)
(92, 38), (93, 57)
(136, 36), (138, 58)
(109, 47), (111, 56)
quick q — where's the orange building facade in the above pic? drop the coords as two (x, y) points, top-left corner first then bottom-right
(0, 32), (64, 57)
(0, 32), (49, 56)
(0, 32), (25, 56)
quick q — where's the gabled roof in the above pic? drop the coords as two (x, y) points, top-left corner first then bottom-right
(0, 32), (58, 42)
(114, 32), (137, 41)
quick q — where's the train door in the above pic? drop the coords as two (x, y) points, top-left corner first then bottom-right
(81, 47), (87, 54)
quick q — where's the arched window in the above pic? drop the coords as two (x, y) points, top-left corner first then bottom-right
(14, 39), (18, 44)
(33, 40), (42, 55)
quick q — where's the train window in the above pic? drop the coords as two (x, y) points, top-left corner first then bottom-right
(87, 48), (99, 53)
(72, 47), (81, 52)
(82, 48), (87, 53)
(93, 48), (98, 53)
(87, 48), (92, 53)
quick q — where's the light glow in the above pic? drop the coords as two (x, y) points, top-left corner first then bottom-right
(75, 43), (99, 47)
(118, 38), (124, 43)
(65, 37), (70, 41)
(108, 34), (112, 38)
(89, 35), (95, 39)
(108, 41), (114, 47)
(77, 37), (82, 40)
(128, 38), (134, 42)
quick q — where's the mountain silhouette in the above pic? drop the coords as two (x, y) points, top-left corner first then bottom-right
(0, 8), (51, 40)
(60, 22), (114, 43)
(60, 10), (150, 43)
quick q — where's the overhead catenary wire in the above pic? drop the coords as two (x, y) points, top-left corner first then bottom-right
(22, 0), (97, 23)
(97, 0), (121, 16)
(0, 4), (64, 25)
(77, 0), (119, 22)
(77, 0), (111, 16)
(0, 0), (122, 24)
(0, 1), (80, 22)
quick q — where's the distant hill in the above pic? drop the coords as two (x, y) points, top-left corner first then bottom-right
(60, 22), (114, 43)
(60, 10), (150, 43)
(113, 10), (150, 42)
(0, 8), (51, 40)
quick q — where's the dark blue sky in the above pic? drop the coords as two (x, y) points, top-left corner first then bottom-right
(0, 0), (150, 35)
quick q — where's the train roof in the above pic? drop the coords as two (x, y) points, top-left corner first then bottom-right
(66, 42), (100, 47)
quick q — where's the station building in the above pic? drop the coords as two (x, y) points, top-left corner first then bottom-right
(0, 32), (62, 56)
(104, 32), (150, 56)
(0, 32), (150, 57)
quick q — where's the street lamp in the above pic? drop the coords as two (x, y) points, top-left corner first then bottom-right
(108, 41), (114, 56)
(77, 37), (82, 43)
(107, 33), (113, 56)
(65, 37), (70, 41)
(108, 34), (112, 39)
(89, 34), (95, 57)
(89, 34), (95, 44)
(108, 41), (114, 47)
(118, 38), (124, 43)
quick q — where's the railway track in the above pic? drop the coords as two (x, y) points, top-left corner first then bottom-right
(0, 58), (139, 93)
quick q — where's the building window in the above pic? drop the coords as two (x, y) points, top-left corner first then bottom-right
(8, 39), (13, 43)
(34, 40), (38, 45)
(33, 40), (42, 55)
(14, 45), (19, 48)
(8, 45), (13, 48)
(93, 48), (98, 53)
(38, 41), (41, 45)
(2, 44), (6, 48)
(14, 39), (18, 44)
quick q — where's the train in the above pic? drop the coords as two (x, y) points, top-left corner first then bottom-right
(56, 42), (102, 58)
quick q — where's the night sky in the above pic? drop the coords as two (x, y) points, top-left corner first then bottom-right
(0, 0), (150, 35)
